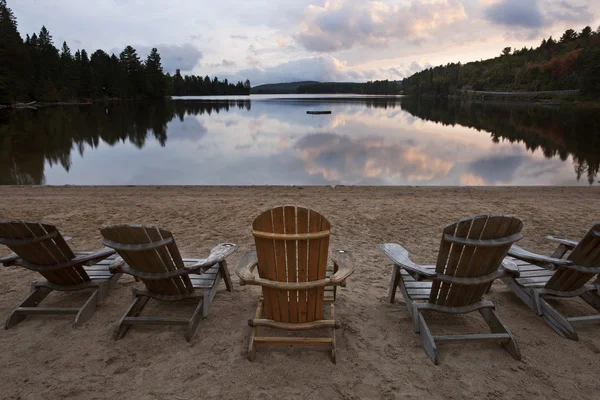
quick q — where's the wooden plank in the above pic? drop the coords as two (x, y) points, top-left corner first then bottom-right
(433, 333), (510, 343)
(435, 219), (472, 305)
(566, 315), (600, 323)
(147, 227), (190, 294)
(315, 213), (330, 320)
(515, 276), (553, 287)
(253, 337), (333, 346)
(253, 209), (278, 320)
(468, 216), (521, 303)
(33, 222), (89, 285)
(306, 210), (321, 322)
(16, 307), (80, 314)
(297, 207), (309, 323)
(442, 216), (487, 306)
(284, 206), (299, 323)
(272, 207), (289, 323)
(123, 316), (190, 325)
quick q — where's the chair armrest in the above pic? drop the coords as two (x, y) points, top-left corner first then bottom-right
(184, 243), (237, 272)
(235, 250), (258, 285)
(109, 257), (126, 274)
(501, 258), (520, 277)
(380, 243), (436, 279)
(0, 253), (19, 266)
(73, 247), (116, 266)
(330, 250), (355, 284)
(547, 236), (578, 249)
(508, 245), (572, 269)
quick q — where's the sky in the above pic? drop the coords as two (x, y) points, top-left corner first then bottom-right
(10, 0), (600, 86)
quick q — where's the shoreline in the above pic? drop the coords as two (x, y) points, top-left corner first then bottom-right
(1, 185), (599, 399)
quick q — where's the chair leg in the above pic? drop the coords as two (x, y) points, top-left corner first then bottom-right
(388, 265), (401, 303)
(479, 306), (521, 360)
(5, 285), (52, 329)
(503, 277), (577, 340)
(73, 289), (99, 328)
(330, 304), (336, 364)
(248, 300), (263, 362)
(538, 298), (578, 340)
(185, 298), (205, 342)
(580, 292), (600, 311)
(219, 261), (233, 292)
(114, 294), (150, 340)
(417, 313), (438, 365)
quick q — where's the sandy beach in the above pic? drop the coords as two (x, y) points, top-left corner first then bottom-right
(0, 185), (599, 400)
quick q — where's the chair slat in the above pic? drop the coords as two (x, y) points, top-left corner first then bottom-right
(306, 210), (322, 322)
(546, 223), (600, 291)
(315, 214), (330, 320)
(284, 206), (299, 323)
(253, 209), (278, 320)
(297, 207), (309, 323)
(434, 219), (471, 305)
(272, 207), (289, 323)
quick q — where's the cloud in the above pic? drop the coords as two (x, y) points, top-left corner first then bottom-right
(295, 0), (468, 52)
(112, 43), (203, 73)
(484, 0), (545, 28)
(210, 59), (237, 68)
(468, 155), (524, 183)
(484, 0), (592, 29)
(230, 34), (249, 40)
(294, 133), (454, 184)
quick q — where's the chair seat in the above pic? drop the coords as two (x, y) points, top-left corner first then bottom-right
(79, 252), (120, 281)
(400, 265), (437, 300)
(506, 256), (556, 288)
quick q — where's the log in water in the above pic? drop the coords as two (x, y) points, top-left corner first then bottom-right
(307, 111), (332, 115)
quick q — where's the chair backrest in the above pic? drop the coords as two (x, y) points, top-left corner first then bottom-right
(429, 215), (523, 307)
(100, 225), (194, 296)
(252, 206), (330, 323)
(545, 222), (600, 291)
(0, 221), (91, 285)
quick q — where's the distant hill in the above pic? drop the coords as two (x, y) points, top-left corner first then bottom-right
(251, 80), (401, 95)
(251, 81), (320, 94)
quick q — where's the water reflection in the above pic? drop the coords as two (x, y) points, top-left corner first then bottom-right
(0, 96), (597, 185)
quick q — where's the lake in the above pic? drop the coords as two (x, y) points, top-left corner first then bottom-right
(0, 95), (598, 185)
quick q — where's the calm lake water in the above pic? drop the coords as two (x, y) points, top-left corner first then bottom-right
(0, 95), (598, 185)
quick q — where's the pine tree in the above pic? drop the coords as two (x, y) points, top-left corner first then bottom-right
(59, 41), (75, 99)
(144, 48), (165, 98)
(119, 45), (144, 98)
(0, 0), (29, 102)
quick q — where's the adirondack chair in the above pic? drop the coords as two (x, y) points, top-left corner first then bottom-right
(101, 224), (236, 341)
(381, 215), (523, 364)
(235, 206), (355, 363)
(503, 222), (600, 340)
(0, 221), (121, 328)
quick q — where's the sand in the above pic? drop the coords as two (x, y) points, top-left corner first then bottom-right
(0, 186), (599, 400)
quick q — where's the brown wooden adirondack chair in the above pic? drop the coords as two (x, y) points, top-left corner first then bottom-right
(235, 206), (355, 363)
(381, 215), (523, 364)
(0, 221), (121, 328)
(101, 224), (236, 341)
(503, 222), (600, 340)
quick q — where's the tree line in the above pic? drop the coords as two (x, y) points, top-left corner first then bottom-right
(402, 26), (600, 97)
(0, 0), (250, 104)
(296, 80), (400, 94)
(171, 70), (250, 96)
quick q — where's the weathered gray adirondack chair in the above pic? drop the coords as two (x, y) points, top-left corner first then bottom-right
(503, 222), (600, 340)
(101, 224), (236, 342)
(0, 221), (121, 328)
(236, 206), (355, 363)
(382, 215), (523, 364)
